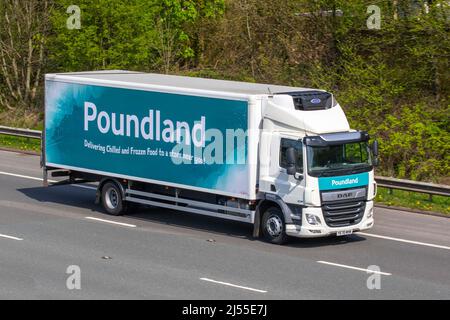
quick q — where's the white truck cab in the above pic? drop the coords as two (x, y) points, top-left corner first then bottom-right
(256, 90), (377, 243)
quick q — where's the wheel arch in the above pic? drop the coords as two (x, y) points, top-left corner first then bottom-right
(253, 195), (293, 238)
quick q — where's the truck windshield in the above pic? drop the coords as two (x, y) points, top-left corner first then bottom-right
(307, 141), (372, 177)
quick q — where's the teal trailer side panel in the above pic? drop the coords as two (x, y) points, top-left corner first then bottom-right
(45, 80), (250, 198)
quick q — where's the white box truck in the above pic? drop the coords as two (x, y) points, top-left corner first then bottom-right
(43, 70), (378, 244)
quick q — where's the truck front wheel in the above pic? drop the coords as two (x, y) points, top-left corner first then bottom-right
(262, 207), (288, 245)
(101, 182), (125, 216)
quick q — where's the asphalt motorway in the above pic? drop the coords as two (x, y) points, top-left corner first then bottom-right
(0, 150), (449, 299)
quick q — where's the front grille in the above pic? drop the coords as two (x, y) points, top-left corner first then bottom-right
(322, 200), (366, 227)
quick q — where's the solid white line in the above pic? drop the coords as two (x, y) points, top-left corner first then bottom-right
(200, 278), (267, 293)
(0, 171), (45, 182)
(1, 170), (449, 251)
(85, 217), (136, 228)
(358, 232), (450, 251)
(0, 233), (23, 241)
(317, 261), (392, 276)
(0, 171), (96, 190)
(72, 185), (97, 190)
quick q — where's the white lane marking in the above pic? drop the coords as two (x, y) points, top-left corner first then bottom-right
(0, 171), (45, 182)
(0, 233), (23, 241)
(2, 170), (449, 251)
(0, 171), (96, 190)
(85, 217), (136, 228)
(358, 232), (450, 251)
(317, 261), (392, 276)
(72, 185), (96, 190)
(200, 277), (267, 293)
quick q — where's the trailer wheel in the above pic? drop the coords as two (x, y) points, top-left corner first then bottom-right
(262, 207), (288, 245)
(101, 182), (125, 216)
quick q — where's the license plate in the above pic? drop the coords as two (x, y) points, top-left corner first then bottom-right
(337, 230), (353, 236)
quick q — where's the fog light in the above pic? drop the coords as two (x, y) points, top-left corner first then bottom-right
(306, 214), (322, 225)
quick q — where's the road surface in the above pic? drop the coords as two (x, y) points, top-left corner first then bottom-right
(0, 150), (449, 299)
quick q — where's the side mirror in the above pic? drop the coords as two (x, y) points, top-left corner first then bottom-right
(286, 147), (297, 175)
(372, 140), (379, 157)
(371, 140), (379, 166)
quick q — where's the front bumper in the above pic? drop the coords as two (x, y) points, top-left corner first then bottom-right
(285, 201), (374, 238)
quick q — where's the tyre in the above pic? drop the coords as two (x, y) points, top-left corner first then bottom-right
(101, 182), (125, 216)
(262, 207), (288, 245)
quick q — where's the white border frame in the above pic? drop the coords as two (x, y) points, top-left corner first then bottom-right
(46, 162), (256, 200)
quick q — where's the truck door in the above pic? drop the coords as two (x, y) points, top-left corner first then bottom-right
(270, 134), (306, 206)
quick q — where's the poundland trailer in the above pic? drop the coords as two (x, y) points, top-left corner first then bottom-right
(43, 70), (378, 244)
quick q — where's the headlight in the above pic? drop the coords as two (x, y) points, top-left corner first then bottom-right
(306, 214), (322, 225)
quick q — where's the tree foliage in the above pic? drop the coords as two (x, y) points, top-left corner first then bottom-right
(0, 0), (52, 122)
(0, 0), (448, 182)
(50, 0), (224, 73)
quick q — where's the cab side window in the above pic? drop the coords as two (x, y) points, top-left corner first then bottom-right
(279, 138), (303, 173)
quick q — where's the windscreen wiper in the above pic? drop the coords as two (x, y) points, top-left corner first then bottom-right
(350, 164), (371, 174)
(316, 167), (347, 177)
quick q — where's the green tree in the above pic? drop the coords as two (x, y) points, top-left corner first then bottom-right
(0, 0), (52, 125)
(50, 0), (158, 71)
(50, 0), (224, 73)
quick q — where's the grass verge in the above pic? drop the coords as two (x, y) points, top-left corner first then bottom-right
(0, 134), (40, 153)
(375, 187), (449, 215)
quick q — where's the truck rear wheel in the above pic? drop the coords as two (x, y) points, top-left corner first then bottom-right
(262, 207), (288, 245)
(101, 182), (125, 216)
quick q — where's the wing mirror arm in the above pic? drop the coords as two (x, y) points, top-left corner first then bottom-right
(286, 147), (304, 181)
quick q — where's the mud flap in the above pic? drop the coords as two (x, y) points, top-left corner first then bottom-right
(253, 208), (261, 238)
